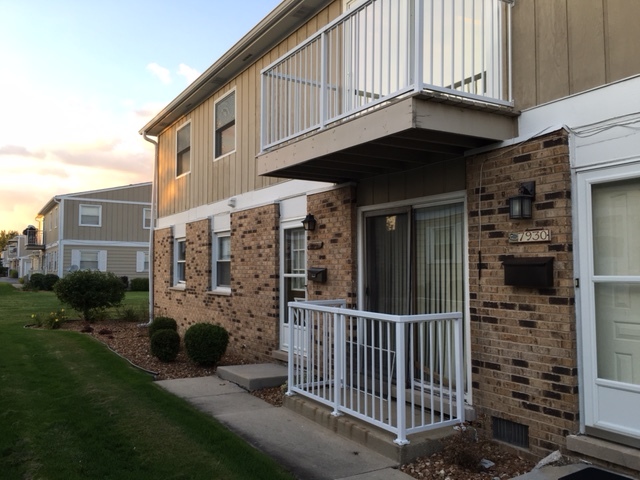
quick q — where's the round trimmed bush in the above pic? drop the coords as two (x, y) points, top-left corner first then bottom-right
(184, 323), (229, 366)
(148, 316), (178, 338)
(150, 329), (180, 362)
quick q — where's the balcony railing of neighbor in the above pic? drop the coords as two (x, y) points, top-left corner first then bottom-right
(287, 300), (465, 445)
(261, 0), (512, 150)
(24, 227), (44, 249)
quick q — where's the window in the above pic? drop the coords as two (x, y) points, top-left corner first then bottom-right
(71, 249), (107, 271)
(213, 233), (231, 289)
(176, 122), (191, 177)
(174, 238), (186, 284)
(143, 208), (152, 229)
(214, 91), (235, 158)
(137, 251), (149, 272)
(79, 204), (102, 226)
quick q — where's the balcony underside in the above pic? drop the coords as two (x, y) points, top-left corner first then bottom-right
(257, 95), (518, 183)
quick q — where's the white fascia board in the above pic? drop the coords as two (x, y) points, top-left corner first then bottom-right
(156, 179), (331, 230)
(519, 75), (640, 138)
(60, 240), (149, 248)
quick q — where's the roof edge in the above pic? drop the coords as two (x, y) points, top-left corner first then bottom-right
(139, 0), (332, 137)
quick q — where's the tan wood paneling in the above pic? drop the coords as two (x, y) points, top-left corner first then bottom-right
(604, 0), (640, 82)
(154, 2), (346, 218)
(513, 0), (640, 111)
(535, 0), (570, 105)
(567, 0), (606, 93)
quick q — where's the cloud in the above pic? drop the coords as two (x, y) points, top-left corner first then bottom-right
(177, 63), (200, 84)
(147, 62), (172, 84)
(0, 145), (45, 158)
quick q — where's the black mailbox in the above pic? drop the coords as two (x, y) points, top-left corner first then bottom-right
(503, 256), (554, 288)
(307, 267), (327, 283)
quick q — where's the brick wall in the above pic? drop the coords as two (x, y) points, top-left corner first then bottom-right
(152, 204), (280, 363)
(466, 129), (578, 457)
(306, 185), (358, 307)
(230, 203), (280, 361)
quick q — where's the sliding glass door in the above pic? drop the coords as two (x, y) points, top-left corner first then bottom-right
(363, 201), (465, 385)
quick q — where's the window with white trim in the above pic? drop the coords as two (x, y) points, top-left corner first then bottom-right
(214, 91), (235, 159)
(136, 251), (149, 272)
(143, 208), (152, 229)
(176, 122), (191, 177)
(71, 249), (107, 271)
(79, 204), (102, 227)
(174, 238), (186, 285)
(212, 232), (231, 290)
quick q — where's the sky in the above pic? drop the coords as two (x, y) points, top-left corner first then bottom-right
(0, 0), (282, 233)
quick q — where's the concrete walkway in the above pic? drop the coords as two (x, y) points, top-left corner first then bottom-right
(156, 375), (410, 480)
(156, 370), (606, 480)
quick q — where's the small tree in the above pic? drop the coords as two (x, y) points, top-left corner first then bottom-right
(53, 270), (126, 321)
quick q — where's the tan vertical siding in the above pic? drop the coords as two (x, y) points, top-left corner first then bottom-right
(156, 1), (343, 218)
(513, 0), (640, 110)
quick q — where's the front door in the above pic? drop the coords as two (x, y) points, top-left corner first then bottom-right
(280, 225), (307, 351)
(579, 169), (640, 441)
(363, 201), (465, 385)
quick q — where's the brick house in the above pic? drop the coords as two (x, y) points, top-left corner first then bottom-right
(140, 0), (640, 474)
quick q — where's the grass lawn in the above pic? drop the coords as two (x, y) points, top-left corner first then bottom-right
(0, 283), (294, 480)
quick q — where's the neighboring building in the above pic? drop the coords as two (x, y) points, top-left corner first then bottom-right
(23, 183), (152, 281)
(1, 234), (29, 277)
(140, 0), (640, 474)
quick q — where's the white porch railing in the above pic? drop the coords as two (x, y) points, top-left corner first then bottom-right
(262, 0), (512, 150)
(287, 300), (465, 445)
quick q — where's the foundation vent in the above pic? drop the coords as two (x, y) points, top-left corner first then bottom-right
(492, 417), (529, 448)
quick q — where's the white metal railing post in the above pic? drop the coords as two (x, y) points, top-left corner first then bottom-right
(287, 304), (295, 396)
(394, 320), (409, 445)
(454, 316), (465, 424)
(332, 311), (343, 416)
(412, 0), (424, 91)
(319, 31), (327, 129)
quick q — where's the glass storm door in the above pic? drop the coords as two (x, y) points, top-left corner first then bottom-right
(581, 174), (640, 440)
(280, 226), (307, 351)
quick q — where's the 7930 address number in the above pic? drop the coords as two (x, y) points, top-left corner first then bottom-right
(508, 229), (550, 243)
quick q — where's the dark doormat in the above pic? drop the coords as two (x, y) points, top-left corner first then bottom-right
(559, 466), (635, 480)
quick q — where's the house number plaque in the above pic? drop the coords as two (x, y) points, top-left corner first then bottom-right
(508, 229), (550, 243)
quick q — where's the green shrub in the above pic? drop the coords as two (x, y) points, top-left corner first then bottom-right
(9, 269), (18, 279)
(150, 329), (180, 362)
(130, 277), (149, 292)
(184, 323), (229, 366)
(53, 270), (126, 322)
(120, 276), (129, 290)
(28, 273), (46, 290)
(148, 316), (177, 338)
(43, 274), (59, 290)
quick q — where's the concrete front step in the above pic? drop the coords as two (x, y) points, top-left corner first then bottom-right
(217, 363), (287, 391)
(283, 393), (451, 465)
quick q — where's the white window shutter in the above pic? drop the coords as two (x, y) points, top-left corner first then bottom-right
(136, 251), (144, 272)
(98, 250), (107, 271)
(71, 249), (80, 268)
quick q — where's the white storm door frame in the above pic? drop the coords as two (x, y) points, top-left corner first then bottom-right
(577, 161), (640, 441)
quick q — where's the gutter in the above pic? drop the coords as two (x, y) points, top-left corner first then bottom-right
(141, 133), (159, 325)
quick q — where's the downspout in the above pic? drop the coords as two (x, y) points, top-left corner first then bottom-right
(142, 132), (158, 325)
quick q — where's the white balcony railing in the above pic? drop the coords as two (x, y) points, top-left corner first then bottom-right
(262, 0), (512, 151)
(287, 301), (465, 445)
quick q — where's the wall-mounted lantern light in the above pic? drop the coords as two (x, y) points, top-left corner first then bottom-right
(509, 181), (535, 219)
(301, 214), (317, 231)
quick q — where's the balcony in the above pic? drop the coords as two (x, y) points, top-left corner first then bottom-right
(258, 0), (517, 183)
(23, 226), (44, 251)
(287, 300), (465, 445)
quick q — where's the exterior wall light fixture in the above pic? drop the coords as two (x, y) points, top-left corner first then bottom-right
(302, 214), (317, 231)
(509, 181), (535, 219)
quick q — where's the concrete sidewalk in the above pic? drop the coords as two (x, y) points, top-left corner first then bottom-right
(156, 373), (601, 480)
(156, 376), (410, 480)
